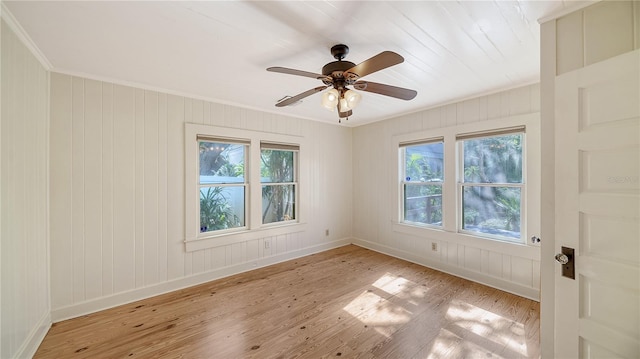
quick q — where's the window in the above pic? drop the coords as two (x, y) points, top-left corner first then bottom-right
(393, 117), (538, 246)
(400, 139), (444, 227)
(458, 128), (524, 242)
(261, 143), (298, 224)
(198, 138), (248, 234)
(185, 123), (307, 252)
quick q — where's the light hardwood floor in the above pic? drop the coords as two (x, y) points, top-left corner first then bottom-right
(35, 245), (540, 358)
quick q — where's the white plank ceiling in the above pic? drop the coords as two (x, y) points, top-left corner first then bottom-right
(5, 1), (574, 126)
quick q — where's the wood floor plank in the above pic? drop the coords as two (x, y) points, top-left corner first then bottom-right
(35, 245), (540, 358)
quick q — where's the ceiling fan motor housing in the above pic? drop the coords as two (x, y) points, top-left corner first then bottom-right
(330, 44), (349, 60)
(322, 61), (356, 79)
(323, 44), (358, 87)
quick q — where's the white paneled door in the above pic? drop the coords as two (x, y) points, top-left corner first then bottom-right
(555, 50), (640, 358)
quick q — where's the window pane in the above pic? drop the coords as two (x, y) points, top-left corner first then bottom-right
(462, 186), (521, 240)
(463, 134), (523, 183)
(404, 142), (444, 182)
(262, 184), (295, 224)
(261, 150), (294, 183)
(403, 184), (442, 226)
(199, 142), (245, 184)
(200, 186), (245, 233)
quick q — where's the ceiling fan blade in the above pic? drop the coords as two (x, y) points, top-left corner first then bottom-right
(354, 81), (417, 100)
(275, 86), (329, 107)
(344, 51), (404, 79)
(267, 67), (328, 80)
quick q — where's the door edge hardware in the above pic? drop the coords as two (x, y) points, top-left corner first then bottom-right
(555, 246), (575, 280)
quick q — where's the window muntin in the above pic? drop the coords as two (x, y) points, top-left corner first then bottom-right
(401, 140), (444, 227)
(261, 144), (298, 224)
(198, 140), (247, 234)
(458, 132), (524, 242)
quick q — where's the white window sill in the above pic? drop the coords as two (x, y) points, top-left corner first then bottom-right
(185, 222), (308, 252)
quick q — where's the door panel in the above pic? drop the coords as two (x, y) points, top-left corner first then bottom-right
(580, 337), (625, 359)
(580, 213), (639, 265)
(555, 50), (640, 358)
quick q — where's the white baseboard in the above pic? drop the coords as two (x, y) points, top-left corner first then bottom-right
(15, 311), (51, 359)
(351, 237), (540, 301)
(51, 236), (538, 323)
(51, 238), (351, 322)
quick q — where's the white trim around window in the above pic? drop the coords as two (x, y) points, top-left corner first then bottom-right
(391, 113), (541, 252)
(185, 123), (308, 252)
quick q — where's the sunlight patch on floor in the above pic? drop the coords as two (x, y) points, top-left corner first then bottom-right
(371, 273), (413, 296)
(342, 273), (427, 337)
(343, 290), (412, 337)
(371, 272), (429, 303)
(445, 299), (528, 357)
(424, 328), (507, 359)
(425, 328), (462, 359)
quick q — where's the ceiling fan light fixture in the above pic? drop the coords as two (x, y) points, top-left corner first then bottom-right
(338, 98), (349, 113)
(321, 88), (339, 110)
(343, 89), (361, 109)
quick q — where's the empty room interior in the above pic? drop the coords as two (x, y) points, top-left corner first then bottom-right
(1, 1), (639, 358)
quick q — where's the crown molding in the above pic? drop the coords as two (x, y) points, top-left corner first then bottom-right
(50, 67), (339, 126)
(1, 2), (53, 70)
(537, 0), (599, 24)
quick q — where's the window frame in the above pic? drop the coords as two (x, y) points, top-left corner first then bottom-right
(197, 138), (249, 235)
(185, 123), (307, 252)
(456, 129), (526, 243)
(391, 114), (540, 250)
(399, 138), (445, 228)
(260, 142), (299, 226)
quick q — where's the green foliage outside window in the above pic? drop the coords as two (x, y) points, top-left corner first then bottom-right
(463, 134), (522, 184)
(403, 142), (444, 226)
(199, 141), (245, 233)
(462, 134), (523, 239)
(261, 149), (295, 223)
(200, 187), (241, 231)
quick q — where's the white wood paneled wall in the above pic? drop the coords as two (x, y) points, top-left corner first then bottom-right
(555, 1), (640, 75)
(352, 83), (542, 300)
(1, 18), (51, 358)
(49, 73), (353, 320)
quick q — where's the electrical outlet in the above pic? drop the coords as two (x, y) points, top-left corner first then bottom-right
(264, 239), (270, 249)
(431, 242), (438, 251)
(325, 229), (329, 236)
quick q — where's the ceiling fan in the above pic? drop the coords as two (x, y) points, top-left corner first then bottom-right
(267, 44), (417, 122)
